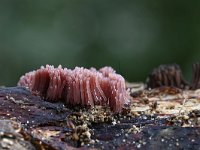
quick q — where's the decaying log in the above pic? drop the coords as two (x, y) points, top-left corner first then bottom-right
(0, 85), (200, 150)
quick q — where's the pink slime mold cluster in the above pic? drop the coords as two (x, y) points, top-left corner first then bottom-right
(18, 65), (129, 113)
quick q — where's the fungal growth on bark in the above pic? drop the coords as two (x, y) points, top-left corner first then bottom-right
(191, 62), (200, 89)
(146, 64), (189, 89)
(18, 65), (129, 113)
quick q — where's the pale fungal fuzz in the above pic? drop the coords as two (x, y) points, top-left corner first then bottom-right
(18, 65), (129, 113)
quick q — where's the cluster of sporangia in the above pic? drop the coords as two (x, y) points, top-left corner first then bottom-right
(146, 63), (200, 90)
(18, 63), (200, 113)
(18, 65), (129, 113)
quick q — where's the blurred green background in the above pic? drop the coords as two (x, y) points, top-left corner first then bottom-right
(0, 0), (200, 86)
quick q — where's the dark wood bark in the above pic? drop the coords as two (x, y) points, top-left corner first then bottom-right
(0, 86), (200, 150)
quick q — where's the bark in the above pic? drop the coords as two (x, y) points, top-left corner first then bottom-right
(0, 86), (200, 150)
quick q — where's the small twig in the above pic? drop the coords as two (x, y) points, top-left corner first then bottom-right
(178, 96), (188, 115)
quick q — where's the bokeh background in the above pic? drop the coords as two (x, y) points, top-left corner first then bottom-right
(0, 0), (200, 86)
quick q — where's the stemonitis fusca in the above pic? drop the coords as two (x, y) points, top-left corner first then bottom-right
(18, 65), (129, 113)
